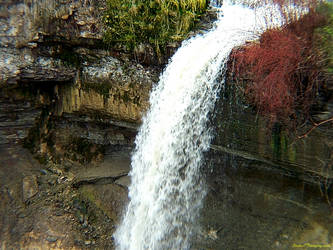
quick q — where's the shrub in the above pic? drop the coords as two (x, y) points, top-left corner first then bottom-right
(103, 0), (207, 55)
(230, 0), (328, 125)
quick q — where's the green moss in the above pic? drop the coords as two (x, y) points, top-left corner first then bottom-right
(103, 0), (207, 54)
(79, 186), (105, 218)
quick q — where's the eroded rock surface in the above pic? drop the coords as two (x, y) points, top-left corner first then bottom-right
(0, 89), (130, 249)
(212, 83), (333, 185)
(196, 156), (333, 249)
(22, 175), (39, 202)
(2, 1), (333, 249)
(1, 0), (158, 126)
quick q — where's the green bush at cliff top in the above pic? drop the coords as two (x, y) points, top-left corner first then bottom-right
(103, 0), (207, 54)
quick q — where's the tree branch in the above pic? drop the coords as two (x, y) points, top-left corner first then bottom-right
(298, 116), (333, 139)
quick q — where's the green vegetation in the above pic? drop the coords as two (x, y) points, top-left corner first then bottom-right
(103, 0), (207, 54)
(315, 2), (333, 74)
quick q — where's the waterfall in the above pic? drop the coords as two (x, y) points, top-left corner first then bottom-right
(114, 1), (284, 249)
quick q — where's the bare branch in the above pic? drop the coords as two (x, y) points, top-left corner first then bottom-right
(297, 116), (333, 139)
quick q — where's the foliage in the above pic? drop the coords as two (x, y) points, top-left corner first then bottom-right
(314, 2), (333, 75)
(103, 0), (207, 54)
(230, 0), (329, 125)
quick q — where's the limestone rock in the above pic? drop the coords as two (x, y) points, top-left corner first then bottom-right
(0, 0), (105, 49)
(22, 175), (38, 202)
(115, 176), (131, 188)
(0, 47), (76, 84)
(73, 151), (131, 187)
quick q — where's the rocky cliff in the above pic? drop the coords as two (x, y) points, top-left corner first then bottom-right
(1, 0), (159, 119)
(1, 0), (333, 249)
(0, 1), (160, 248)
(0, 1), (220, 248)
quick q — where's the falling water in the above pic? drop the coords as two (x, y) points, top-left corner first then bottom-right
(114, 1), (284, 249)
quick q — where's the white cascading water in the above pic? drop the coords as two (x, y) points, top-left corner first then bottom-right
(114, 1), (285, 249)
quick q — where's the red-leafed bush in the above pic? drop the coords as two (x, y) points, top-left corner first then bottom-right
(230, 2), (327, 124)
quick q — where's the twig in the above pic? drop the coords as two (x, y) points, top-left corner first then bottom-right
(298, 116), (333, 139)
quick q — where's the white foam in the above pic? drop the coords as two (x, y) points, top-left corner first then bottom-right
(114, 1), (285, 249)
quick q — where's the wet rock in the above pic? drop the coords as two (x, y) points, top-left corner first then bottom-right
(73, 153), (130, 187)
(212, 82), (333, 184)
(0, 0), (104, 49)
(47, 178), (57, 186)
(61, 14), (70, 20)
(196, 155), (333, 249)
(0, 47), (76, 84)
(0, 0), (160, 89)
(115, 176), (131, 188)
(46, 236), (58, 242)
(134, 43), (158, 65)
(22, 175), (38, 202)
(0, 93), (42, 145)
(79, 183), (128, 223)
(75, 56), (157, 122)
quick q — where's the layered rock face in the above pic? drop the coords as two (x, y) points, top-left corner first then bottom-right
(1, 1), (333, 249)
(0, 1), (158, 249)
(0, 0), (160, 164)
(211, 83), (333, 185)
(0, 0), (158, 121)
(194, 82), (333, 249)
(1, 0), (101, 84)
